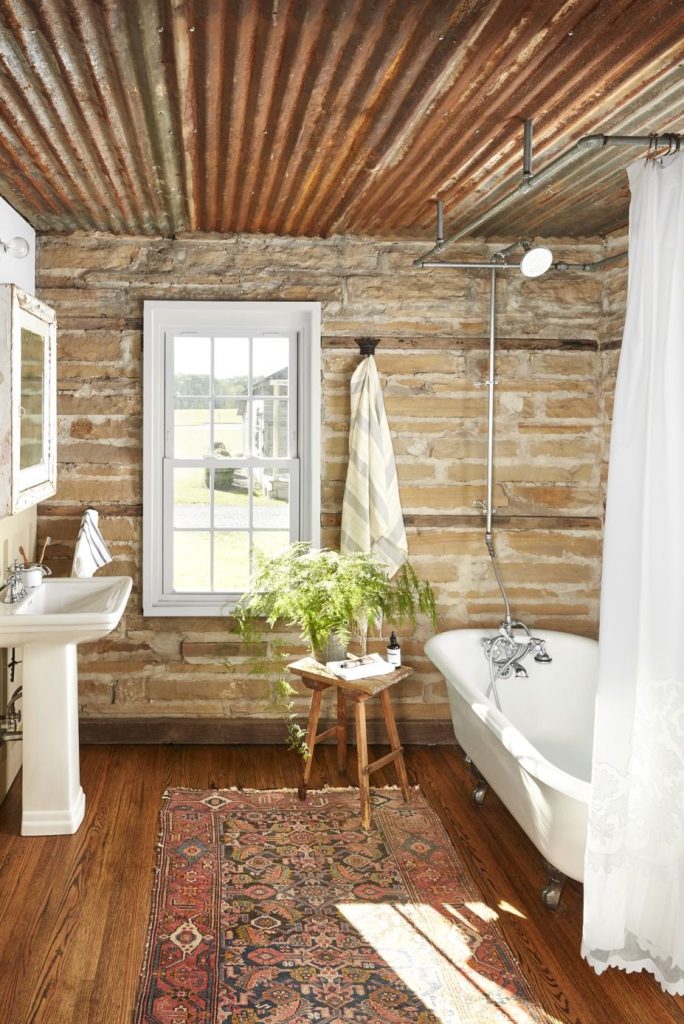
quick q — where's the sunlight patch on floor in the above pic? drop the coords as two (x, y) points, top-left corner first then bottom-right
(498, 900), (527, 919)
(337, 901), (548, 1024)
(462, 900), (500, 923)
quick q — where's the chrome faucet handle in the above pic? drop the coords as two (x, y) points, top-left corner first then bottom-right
(2, 559), (26, 604)
(3, 559), (19, 585)
(533, 641), (552, 663)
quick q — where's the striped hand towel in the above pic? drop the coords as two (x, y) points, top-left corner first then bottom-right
(71, 508), (113, 578)
(340, 355), (408, 576)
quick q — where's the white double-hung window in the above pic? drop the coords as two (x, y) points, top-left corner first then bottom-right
(143, 301), (320, 616)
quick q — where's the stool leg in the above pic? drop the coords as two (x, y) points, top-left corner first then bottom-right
(354, 698), (371, 829)
(298, 687), (323, 800)
(379, 688), (410, 803)
(336, 690), (347, 774)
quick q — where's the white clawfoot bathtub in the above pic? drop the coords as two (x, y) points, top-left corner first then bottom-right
(425, 628), (597, 903)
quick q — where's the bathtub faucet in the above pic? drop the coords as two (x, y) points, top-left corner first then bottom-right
(482, 619), (552, 707)
(500, 618), (551, 663)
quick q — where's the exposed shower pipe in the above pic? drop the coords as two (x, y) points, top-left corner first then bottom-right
(522, 118), (534, 184)
(0, 683), (22, 744)
(418, 260), (521, 269)
(482, 266), (512, 623)
(0, 727), (22, 743)
(436, 198), (445, 246)
(555, 251), (627, 272)
(417, 254), (627, 271)
(414, 124), (681, 264)
(485, 267), (496, 539)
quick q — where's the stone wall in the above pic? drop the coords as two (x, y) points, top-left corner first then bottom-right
(35, 232), (624, 739)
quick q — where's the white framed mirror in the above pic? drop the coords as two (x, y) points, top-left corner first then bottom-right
(0, 285), (57, 516)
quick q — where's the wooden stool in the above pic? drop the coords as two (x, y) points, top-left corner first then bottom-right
(288, 657), (413, 828)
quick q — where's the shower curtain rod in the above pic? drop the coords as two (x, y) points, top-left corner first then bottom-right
(415, 124), (681, 264)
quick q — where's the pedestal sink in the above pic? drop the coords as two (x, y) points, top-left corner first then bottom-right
(0, 576), (132, 835)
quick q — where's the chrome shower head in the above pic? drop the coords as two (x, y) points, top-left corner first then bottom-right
(520, 241), (553, 277)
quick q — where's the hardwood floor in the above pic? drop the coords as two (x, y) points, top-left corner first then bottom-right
(0, 744), (681, 1024)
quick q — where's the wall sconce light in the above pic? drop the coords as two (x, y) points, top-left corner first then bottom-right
(0, 236), (30, 259)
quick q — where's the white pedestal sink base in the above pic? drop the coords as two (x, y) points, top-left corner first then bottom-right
(21, 641), (86, 836)
(0, 576), (132, 836)
(21, 788), (85, 836)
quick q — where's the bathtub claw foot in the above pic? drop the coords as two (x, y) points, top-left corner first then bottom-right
(472, 780), (489, 806)
(541, 859), (566, 911)
(464, 755), (489, 806)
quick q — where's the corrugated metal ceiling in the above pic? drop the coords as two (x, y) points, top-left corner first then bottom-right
(0, 0), (681, 242)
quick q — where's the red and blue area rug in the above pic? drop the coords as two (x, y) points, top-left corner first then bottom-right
(134, 787), (548, 1023)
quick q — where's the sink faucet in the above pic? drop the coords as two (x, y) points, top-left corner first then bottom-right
(2, 560), (26, 604)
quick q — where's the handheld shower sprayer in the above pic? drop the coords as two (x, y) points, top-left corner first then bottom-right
(485, 531), (512, 626)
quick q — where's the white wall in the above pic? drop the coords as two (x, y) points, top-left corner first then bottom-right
(0, 196), (35, 293)
(0, 198), (35, 803)
(0, 506), (35, 803)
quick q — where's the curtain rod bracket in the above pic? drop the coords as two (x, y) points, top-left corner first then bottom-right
(356, 337), (380, 356)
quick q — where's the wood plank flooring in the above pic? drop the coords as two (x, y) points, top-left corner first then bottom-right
(0, 744), (681, 1024)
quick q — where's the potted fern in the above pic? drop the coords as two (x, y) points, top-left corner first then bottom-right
(234, 543), (437, 753)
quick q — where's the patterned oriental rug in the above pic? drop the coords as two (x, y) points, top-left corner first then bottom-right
(134, 787), (548, 1024)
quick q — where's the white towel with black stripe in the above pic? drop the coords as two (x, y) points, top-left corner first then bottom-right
(340, 355), (408, 576)
(71, 508), (113, 578)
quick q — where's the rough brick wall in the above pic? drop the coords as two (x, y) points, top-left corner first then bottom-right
(35, 232), (625, 735)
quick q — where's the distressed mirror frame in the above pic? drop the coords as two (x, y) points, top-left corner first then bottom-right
(0, 285), (57, 516)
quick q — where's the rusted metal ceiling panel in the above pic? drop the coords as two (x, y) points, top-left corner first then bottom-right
(0, 0), (680, 241)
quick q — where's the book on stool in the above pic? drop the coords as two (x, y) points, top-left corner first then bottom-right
(325, 652), (396, 681)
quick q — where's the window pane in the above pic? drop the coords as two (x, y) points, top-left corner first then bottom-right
(174, 336), (210, 395)
(214, 532), (250, 592)
(174, 467), (210, 528)
(213, 460), (237, 496)
(253, 336), (289, 396)
(214, 398), (247, 457)
(214, 467), (249, 528)
(174, 531), (210, 591)
(253, 469), (290, 528)
(174, 401), (211, 458)
(253, 531), (291, 566)
(215, 337), (249, 396)
(253, 399), (288, 458)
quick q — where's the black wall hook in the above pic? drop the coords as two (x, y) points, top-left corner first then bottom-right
(356, 337), (380, 356)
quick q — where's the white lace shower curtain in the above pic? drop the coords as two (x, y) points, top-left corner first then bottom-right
(582, 153), (684, 995)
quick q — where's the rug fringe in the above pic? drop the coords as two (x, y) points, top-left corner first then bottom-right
(133, 788), (175, 1023)
(164, 784), (422, 796)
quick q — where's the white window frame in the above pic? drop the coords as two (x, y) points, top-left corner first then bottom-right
(143, 300), (320, 616)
